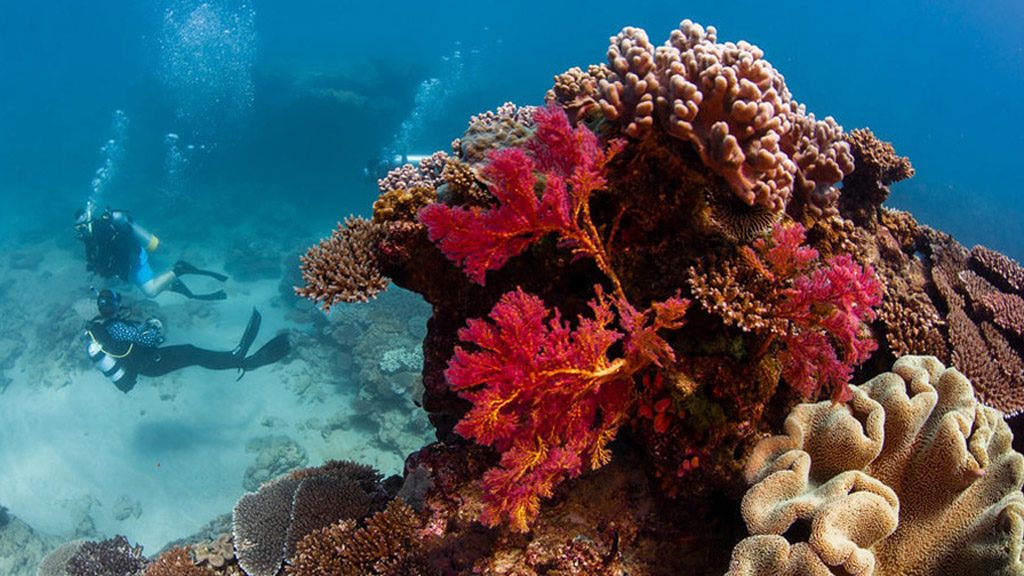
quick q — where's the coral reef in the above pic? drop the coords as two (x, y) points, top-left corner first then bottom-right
(728, 356), (1024, 575)
(248, 16), (1024, 576)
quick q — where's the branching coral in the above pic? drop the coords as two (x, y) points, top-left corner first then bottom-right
(232, 460), (390, 576)
(839, 128), (914, 226)
(296, 216), (389, 309)
(376, 151), (448, 193)
(728, 356), (1024, 576)
(286, 500), (428, 576)
(143, 548), (206, 576)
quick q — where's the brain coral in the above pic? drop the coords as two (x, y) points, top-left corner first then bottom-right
(728, 356), (1024, 576)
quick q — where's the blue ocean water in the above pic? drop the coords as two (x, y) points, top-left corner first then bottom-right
(0, 0), (1021, 571)
(1, 0), (1021, 255)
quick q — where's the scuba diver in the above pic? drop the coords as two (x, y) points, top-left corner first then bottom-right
(84, 289), (291, 394)
(74, 202), (228, 300)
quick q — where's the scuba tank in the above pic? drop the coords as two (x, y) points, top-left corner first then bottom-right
(85, 327), (137, 393)
(109, 209), (160, 253)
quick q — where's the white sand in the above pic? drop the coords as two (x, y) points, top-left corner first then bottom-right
(0, 238), (425, 553)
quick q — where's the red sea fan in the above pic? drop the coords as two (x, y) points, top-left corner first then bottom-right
(445, 288), (632, 531)
(419, 105), (624, 286)
(418, 148), (569, 285)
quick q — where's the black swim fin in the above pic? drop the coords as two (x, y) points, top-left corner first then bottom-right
(170, 279), (227, 301)
(174, 260), (229, 282)
(233, 309), (262, 362)
(238, 333), (291, 379)
(191, 289), (227, 301)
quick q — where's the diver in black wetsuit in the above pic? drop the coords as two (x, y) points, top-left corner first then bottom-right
(84, 289), (290, 393)
(73, 203), (228, 300)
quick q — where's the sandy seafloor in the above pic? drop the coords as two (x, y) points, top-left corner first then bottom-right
(0, 194), (434, 565)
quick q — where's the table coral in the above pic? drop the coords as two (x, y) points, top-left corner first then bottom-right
(233, 460), (392, 576)
(729, 356), (1024, 576)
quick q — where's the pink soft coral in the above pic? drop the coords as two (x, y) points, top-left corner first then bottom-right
(748, 224), (882, 402)
(777, 253), (882, 401)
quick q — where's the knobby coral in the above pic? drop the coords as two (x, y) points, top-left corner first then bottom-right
(728, 356), (1024, 576)
(550, 20), (853, 217)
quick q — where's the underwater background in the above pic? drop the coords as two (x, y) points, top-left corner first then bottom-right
(0, 0), (1021, 573)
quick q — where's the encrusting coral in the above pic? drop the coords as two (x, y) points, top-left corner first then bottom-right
(191, 533), (235, 569)
(372, 186), (437, 225)
(729, 356), (1024, 576)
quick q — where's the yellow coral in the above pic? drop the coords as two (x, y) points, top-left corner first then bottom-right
(372, 186), (437, 224)
(728, 356), (1024, 576)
